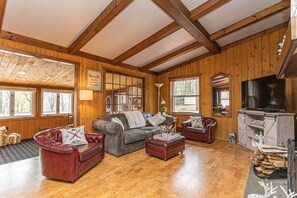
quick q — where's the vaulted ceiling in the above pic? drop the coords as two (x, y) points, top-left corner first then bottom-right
(0, 0), (290, 74)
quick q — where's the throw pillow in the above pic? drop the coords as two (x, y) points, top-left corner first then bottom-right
(111, 117), (125, 131)
(190, 116), (204, 128)
(147, 112), (166, 126)
(60, 126), (88, 146)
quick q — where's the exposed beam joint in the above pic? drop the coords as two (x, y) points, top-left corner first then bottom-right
(157, 21), (288, 75)
(190, 0), (231, 21)
(152, 0), (221, 54)
(112, 22), (181, 65)
(140, 41), (201, 71)
(0, 0), (7, 30)
(210, 0), (290, 41)
(68, 0), (133, 54)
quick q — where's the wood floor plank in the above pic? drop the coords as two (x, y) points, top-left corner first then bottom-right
(0, 140), (251, 198)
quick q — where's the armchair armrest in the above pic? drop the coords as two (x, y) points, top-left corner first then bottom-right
(85, 133), (105, 144)
(92, 119), (123, 134)
(38, 140), (78, 154)
(182, 120), (191, 128)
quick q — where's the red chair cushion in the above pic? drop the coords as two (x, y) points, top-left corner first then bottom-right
(77, 143), (102, 162)
(186, 127), (207, 134)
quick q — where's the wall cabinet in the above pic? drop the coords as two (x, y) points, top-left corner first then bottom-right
(238, 110), (295, 150)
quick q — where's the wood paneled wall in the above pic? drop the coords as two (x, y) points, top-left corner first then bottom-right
(0, 39), (157, 139)
(157, 27), (289, 140)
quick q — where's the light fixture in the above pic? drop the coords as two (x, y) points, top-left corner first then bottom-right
(155, 83), (163, 112)
(161, 97), (166, 105)
(18, 71), (26, 75)
(80, 90), (93, 130)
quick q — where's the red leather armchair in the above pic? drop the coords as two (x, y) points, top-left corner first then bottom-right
(34, 127), (105, 182)
(182, 117), (217, 143)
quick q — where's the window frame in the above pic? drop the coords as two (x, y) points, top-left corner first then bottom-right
(41, 89), (74, 116)
(0, 87), (36, 119)
(104, 70), (145, 114)
(170, 76), (200, 114)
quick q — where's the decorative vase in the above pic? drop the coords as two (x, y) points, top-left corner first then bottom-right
(161, 112), (166, 116)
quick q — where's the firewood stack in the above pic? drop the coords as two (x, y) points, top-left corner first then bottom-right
(250, 150), (287, 175)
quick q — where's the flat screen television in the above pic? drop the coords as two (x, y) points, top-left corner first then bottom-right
(242, 75), (286, 112)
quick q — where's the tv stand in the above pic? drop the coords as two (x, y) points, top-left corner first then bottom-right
(237, 109), (295, 150)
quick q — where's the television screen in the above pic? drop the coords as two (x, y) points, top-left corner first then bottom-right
(242, 75), (286, 111)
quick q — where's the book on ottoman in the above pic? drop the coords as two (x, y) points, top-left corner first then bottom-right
(7, 133), (21, 145)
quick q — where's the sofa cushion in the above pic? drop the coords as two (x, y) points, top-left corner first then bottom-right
(190, 116), (204, 128)
(111, 117), (125, 131)
(186, 127), (207, 134)
(124, 129), (153, 144)
(100, 113), (130, 130)
(77, 143), (102, 162)
(60, 126), (88, 146)
(147, 113), (166, 126)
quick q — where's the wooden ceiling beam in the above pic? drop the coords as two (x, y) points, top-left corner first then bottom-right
(210, 0), (290, 41)
(190, 0), (231, 21)
(140, 41), (201, 71)
(68, 0), (133, 54)
(0, 30), (156, 75)
(0, 30), (69, 53)
(0, 0), (6, 30)
(112, 22), (181, 65)
(152, 0), (221, 54)
(157, 21), (288, 76)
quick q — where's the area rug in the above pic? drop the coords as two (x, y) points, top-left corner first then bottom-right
(244, 165), (287, 197)
(0, 139), (39, 165)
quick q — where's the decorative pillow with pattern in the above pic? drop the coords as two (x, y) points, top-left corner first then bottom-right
(190, 116), (204, 128)
(147, 112), (166, 126)
(60, 126), (88, 146)
(111, 117), (125, 131)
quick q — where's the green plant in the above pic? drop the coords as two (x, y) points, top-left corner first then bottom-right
(161, 106), (167, 113)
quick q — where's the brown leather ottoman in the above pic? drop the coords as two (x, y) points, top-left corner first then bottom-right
(145, 135), (185, 160)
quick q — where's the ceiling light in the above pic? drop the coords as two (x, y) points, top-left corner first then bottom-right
(13, 52), (33, 58)
(18, 71), (26, 75)
(42, 58), (58, 63)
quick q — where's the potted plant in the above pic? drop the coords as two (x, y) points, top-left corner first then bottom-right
(160, 106), (167, 116)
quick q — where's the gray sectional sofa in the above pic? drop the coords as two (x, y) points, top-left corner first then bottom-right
(92, 112), (172, 157)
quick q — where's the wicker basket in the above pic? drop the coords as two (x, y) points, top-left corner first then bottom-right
(0, 133), (8, 146)
(7, 133), (21, 145)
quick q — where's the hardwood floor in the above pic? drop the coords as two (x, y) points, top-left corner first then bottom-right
(0, 140), (252, 198)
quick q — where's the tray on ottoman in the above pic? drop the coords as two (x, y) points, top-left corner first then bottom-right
(145, 135), (185, 160)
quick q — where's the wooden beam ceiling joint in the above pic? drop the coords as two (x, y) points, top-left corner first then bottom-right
(210, 0), (290, 41)
(152, 0), (221, 54)
(68, 0), (133, 54)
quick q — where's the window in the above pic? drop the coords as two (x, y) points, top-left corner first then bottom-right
(220, 90), (230, 107)
(42, 90), (73, 115)
(0, 88), (35, 118)
(105, 72), (144, 114)
(171, 77), (199, 113)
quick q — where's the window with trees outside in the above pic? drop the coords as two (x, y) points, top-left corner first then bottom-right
(171, 77), (199, 113)
(42, 90), (73, 115)
(105, 72), (144, 114)
(0, 88), (35, 118)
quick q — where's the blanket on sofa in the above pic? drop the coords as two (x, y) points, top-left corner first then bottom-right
(123, 111), (146, 129)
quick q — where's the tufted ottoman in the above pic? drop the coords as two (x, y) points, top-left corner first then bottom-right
(145, 135), (185, 160)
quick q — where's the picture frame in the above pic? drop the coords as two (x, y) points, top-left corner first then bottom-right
(86, 69), (102, 91)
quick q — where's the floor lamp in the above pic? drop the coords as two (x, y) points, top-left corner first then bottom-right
(155, 83), (163, 112)
(80, 90), (93, 130)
